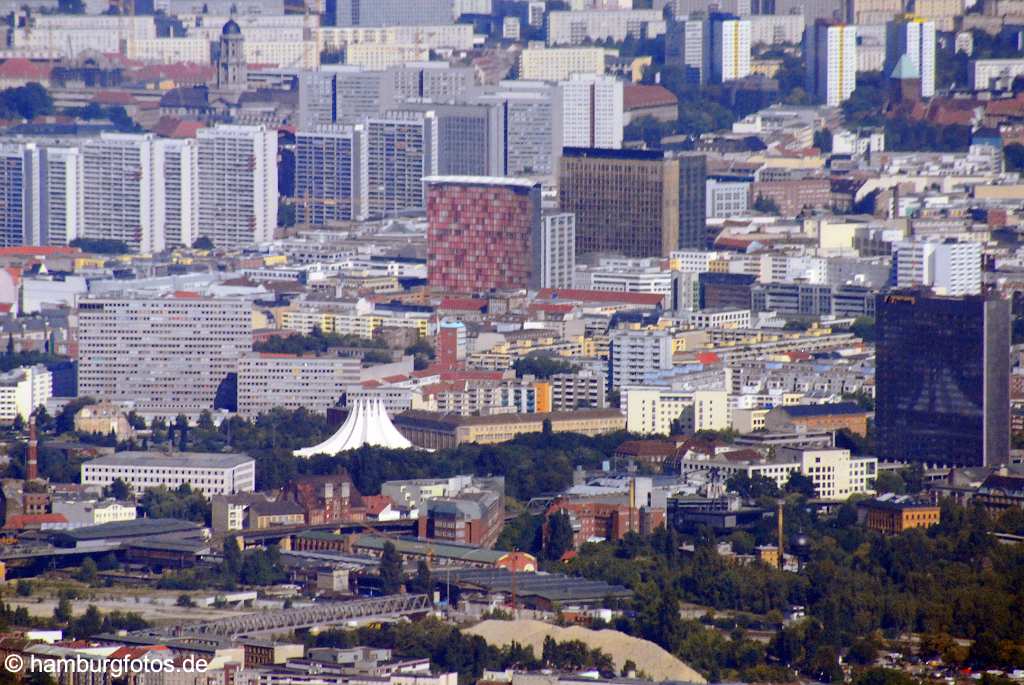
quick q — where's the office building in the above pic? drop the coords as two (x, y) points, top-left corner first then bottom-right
(875, 291), (1010, 467)
(549, 370), (607, 410)
(859, 496), (941, 535)
(678, 153), (707, 250)
(81, 452), (256, 496)
(197, 125), (278, 250)
(886, 15), (936, 98)
(161, 139), (198, 249)
(560, 74), (624, 150)
(560, 148), (676, 257)
(0, 364), (51, 424)
(805, 20), (858, 106)
(400, 103), (504, 177)
(76, 293), (252, 416)
(706, 178), (750, 218)
(82, 134), (165, 254)
(666, 16), (707, 85)
(710, 15), (752, 83)
(298, 70), (338, 130)
(893, 239), (981, 296)
(327, 0), (454, 26)
(425, 176), (541, 293)
(295, 126), (367, 224)
(609, 328), (674, 389)
(365, 113), (438, 218)
(518, 47), (607, 81)
(474, 81), (564, 178)
(237, 353), (362, 418)
(538, 212), (576, 289)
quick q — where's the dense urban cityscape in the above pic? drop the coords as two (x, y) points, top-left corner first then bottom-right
(0, 0), (1015, 685)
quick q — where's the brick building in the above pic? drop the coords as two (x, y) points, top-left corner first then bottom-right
(545, 499), (665, 549)
(764, 402), (869, 436)
(426, 176), (541, 294)
(751, 177), (832, 216)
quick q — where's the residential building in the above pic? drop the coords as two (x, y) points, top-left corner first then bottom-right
(805, 20), (858, 106)
(609, 328), (673, 389)
(294, 126), (367, 224)
(0, 143), (38, 248)
(196, 125), (278, 250)
(327, 0), (454, 26)
(560, 74), (624, 150)
(886, 15), (936, 98)
(893, 239), (981, 296)
(425, 176), (542, 293)
(546, 9), (666, 46)
(0, 364), (51, 423)
(81, 134), (165, 254)
(538, 212), (576, 289)
(666, 16), (707, 85)
(518, 47), (607, 81)
(623, 387), (729, 435)
(40, 146), (82, 247)
(237, 353), (362, 418)
(76, 293), (252, 416)
(970, 58), (1024, 91)
(710, 15), (752, 83)
(875, 291), (1010, 467)
(549, 369), (607, 410)
(161, 138), (198, 249)
(81, 452), (256, 496)
(559, 148), (679, 258)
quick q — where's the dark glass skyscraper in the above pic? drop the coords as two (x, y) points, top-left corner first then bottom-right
(875, 290), (1010, 467)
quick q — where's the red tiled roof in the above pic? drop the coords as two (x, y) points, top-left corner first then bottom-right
(92, 90), (137, 106)
(362, 495), (394, 516)
(528, 303), (575, 314)
(0, 58), (52, 81)
(150, 116), (204, 139)
(439, 297), (487, 311)
(172, 291), (202, 299)
(696, 352), (721, 364)
(4, 513), (67, 529)
(0, 246), (78, 256)
(535, 288), (663, 306)
(623, 83), (678, 110)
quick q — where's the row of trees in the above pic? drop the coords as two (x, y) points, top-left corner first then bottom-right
(563, 499), (1024, 681)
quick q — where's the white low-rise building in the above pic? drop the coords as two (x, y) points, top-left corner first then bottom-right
(81, 452), (256, 496)
(51, 499), (137, 529)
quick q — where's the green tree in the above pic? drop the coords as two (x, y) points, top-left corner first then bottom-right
(75, 558), (98, 584)
(544, 511), (575, 561)
(408, 560), (432, 595)
(753, 195), (781, 214)
(193, 236), (214, 250)
(379, 541), (403, 594)
(71, 605), (103, 639)
(785, 473), (816, 497)
(54, 597), (73, 623)
(105, 478), (132, 500)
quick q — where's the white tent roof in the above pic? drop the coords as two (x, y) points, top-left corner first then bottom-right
(293, 398), (414, 457)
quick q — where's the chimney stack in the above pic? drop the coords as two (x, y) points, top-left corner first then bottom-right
(26, 415), (38, 481)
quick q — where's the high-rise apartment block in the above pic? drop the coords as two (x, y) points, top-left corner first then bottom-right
(365, 113), (438, 218)
(197, 124), (278, 250)
(666, 16), (707, 85)
(327, 0), (454, 26)
(559, 148), (705, 258)
(295, 126), (367, 224)
(237, 353), (361, 418)
(710, 15), (752, 83)
(0, 144), (37, 248)
(425, 176), (541, 293)
(893, 239), (981, 296)
(161, 139), (199, 249)
(82, 133), (165, 254)
(77, 293), (252, 416)
(539, 212), (577, 290)
(875, 291), (1010, 467)
(609, 328), (674, 389)
(560, 74), (624, 150)
(41, 147), (82, 247)
(805, 20), (858, 106)
(0, 143), (85, 248)
(886, 15), (936, 98)
(546, 9), (666, 46)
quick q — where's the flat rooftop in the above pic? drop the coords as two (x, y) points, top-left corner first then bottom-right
(83, 451), (253, 469)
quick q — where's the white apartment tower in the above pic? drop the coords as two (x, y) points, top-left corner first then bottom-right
(805, 21), (858, 106)
(609, 328), (674, 390)
(0, 143), (38, 248)
(161, 139), (199, 249)
(886, 15), (936, 98)
(82, 133), (165, 254)
(666, 17), (707, 85)
(559, 73), (624, 149)
(41, 147), (82, 246)
(711, 16), (752, 83)
(893, 239), (981, 296)
(538, 212), (576, 289)
(197, 124), (278, 250)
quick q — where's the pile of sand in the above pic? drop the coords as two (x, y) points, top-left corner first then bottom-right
(464, 619), (706, 683)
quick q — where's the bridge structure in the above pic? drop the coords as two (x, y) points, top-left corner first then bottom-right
(174, 594), (432, 638)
